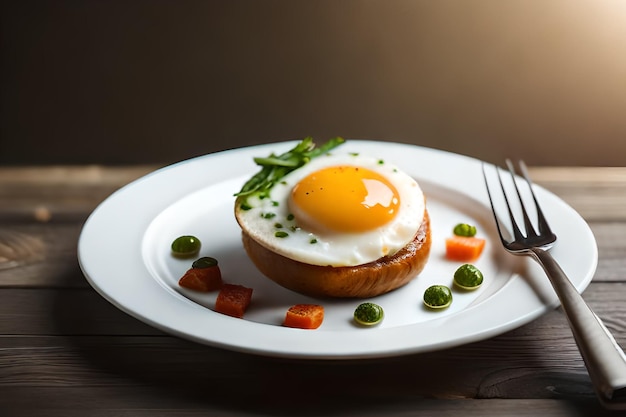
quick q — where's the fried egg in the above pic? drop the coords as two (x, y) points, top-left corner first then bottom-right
(235, 152), (425, 267)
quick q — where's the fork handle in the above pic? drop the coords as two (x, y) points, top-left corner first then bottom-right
(531, 247), (626, 409)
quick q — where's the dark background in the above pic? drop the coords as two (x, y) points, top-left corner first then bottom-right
(2, 0), (626, 167)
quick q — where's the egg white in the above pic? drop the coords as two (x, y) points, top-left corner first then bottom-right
(235, 152), (425, 267)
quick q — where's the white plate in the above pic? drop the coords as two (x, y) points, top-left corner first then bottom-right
(78, 140), (597, 359)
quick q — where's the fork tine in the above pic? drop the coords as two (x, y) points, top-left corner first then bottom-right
(497, 162), (527, 242)
(505, 159), (539, 239)
(482, 163), (523, 245)
(482, 163), (509, 245)
(517, 160), (555, 237)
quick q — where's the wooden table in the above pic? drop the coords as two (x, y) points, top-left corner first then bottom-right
(2, 165), (626, 416)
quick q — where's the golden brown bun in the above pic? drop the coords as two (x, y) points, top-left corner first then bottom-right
(239, 210), (431, 298)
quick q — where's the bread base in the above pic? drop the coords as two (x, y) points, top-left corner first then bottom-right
(240, 210), (431, 298)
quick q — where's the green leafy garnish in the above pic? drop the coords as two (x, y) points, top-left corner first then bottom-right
(234, 136), (345, 206)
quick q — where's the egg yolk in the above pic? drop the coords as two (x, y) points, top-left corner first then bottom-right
(289, 165), (400, 233)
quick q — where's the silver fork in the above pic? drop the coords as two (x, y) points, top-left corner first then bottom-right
(483, 159), (626, 410)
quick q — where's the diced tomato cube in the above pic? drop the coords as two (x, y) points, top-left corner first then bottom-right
(178, 266), (223, 292)
(445, 236), (486, 261)
(215, 284), (253, 318)
(283, 304), (324, 329)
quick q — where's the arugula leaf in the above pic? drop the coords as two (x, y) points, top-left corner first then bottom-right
(234, 136), (345, 206)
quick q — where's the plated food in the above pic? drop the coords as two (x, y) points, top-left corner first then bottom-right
(78, 139), (597, 357)
(174, 138), (488, 325)
(233, 137), (432, 298)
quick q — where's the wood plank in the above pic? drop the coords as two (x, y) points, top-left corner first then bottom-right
(0, 334), (596, 402)
(0, 165), (159, 186)
(0, 332), (617, 416)
(530, 167), (626, 222)
(0, 394), (621, 417)
(1, 166), (625, 222)
(1, 166), (625, 289)
(591, 222), (626, 282)
(0, 224), (86, 288)
(0, 287), (161, 335)
(0, 166), (158, 223)
(1, 283), (625, 343)
(2, 166), (624, 193)
(1, 220), (625, 289)
(0, 284), (624, 399)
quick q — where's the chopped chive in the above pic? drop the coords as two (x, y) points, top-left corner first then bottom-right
(275, 231), (289, 238)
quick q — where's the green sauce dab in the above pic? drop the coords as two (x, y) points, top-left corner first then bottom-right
(354, 302), (384, 326)
(171, 235), (201, 258)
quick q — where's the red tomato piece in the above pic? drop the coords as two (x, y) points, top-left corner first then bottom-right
(178, 266), (223, 292)
(283, 304), (325, 329)
(215, 284), (253, 318)
(445, 236), (486, 261)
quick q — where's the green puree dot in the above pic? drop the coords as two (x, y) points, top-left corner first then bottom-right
(423, 285), (452, 309)
(453, 223), (477, 237)
(354, 302), (384, 326)
(192, 256), (218, 269)
(453, 264), (483, 290)
(171, 235), (201, 258)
